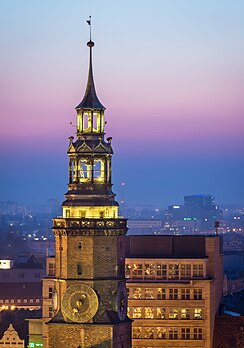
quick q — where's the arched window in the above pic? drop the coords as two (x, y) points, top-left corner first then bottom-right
(94, 160), (105, 182)
(79, 160), (92, 181)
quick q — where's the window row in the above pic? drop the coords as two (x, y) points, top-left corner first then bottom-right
(0, 298), (40, 304)
(0, 272), (41, 279)
(128, 287), (203, 300)
(0, 343), (24, 346)
(132, 326), (203, 340)
(128, 307), (203, 320)
(126, 262), (204, 280)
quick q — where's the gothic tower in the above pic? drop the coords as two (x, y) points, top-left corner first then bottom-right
(46, 35), (132, 348)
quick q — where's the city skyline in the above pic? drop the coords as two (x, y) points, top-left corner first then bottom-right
(1, 0), (244, 206)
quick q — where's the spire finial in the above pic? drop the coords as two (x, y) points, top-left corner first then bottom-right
(75, 17), (105, 110)
(86, 15), (92, 42)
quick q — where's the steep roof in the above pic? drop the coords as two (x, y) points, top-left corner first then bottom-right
(76, 41), (105, 110)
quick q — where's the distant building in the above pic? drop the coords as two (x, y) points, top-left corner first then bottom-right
(0, 324), (25, 347)
(184, 194), (222, 223)
(0, 254), (44, 310)
(213, 316), (244, 348)
(125, 235), (223, 348)
(166, 205), (187, 222)
(0, 259), (13, 270)
(127, 220), (162, 234)
(29, 256), (55, 348)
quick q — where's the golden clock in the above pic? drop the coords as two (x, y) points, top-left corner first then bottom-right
(61, 284), (99, 323)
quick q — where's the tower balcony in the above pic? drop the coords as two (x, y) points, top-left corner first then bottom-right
(52, 217), (127, 234)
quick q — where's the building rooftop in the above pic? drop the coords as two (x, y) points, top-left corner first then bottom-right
(125, 235), (222, 258)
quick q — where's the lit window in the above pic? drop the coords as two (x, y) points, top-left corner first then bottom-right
(79, 210), (86, 218)
(79, 160), (92, 181)
(10, 299), (14, 304)
(169, 308), (178, 319)
(193, 264), (203, 277)
(181, 288), (190, 300)
(156, 327), (166, 339)
(132, 307), (142, 318)
(5, 300), (9, 303)
(0, 300), (3, 304)
(132, 264), (143, 279)
(144, 327), (154, 339)
(94, 160), (104, 182)
(181, 264), (191, 279)
(30, 299), (33, 303)
(168, 264), (179, 279)
(194, 308), (202, 319)
(36, 299), (40, 303)
(169, 289), (178, 300)
(181, 327), (190, 340)
(156, 263), (167, 279)
(194, 288), (203, 300)
(157, 288), (166, 299)
(23, 299), (27, 303)
(156, 307), (166, 319)
(194, 328), (203, 340)
(132, 327), (142, 339)
(125, 263), (131, 278)
(169, 328), (178, 339)
(144, 263), (156, 279)
(181, 308), (190, 319)
(145, 288), (154, 299)
(17, 299), (21, 303)
(145, 307), (154, 319)
(132, 288), (142, 299)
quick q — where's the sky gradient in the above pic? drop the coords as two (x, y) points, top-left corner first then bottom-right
(1, 0), (244, 207)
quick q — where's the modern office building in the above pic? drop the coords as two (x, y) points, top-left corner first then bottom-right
(184, 195), (223, 221)
(125, 235), (223, 348)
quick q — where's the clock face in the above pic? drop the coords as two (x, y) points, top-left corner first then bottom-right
(61, 284), (99, 323)
(116, 282), (128, 321)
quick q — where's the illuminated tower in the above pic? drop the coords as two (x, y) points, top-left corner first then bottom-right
(46, 34), (132, 348)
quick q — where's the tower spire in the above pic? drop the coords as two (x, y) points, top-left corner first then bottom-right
(76, 17), (105, 110)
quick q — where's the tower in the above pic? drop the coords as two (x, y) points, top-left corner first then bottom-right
(46, 32), (132, 348)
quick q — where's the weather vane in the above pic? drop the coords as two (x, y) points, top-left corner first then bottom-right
(86, 15), (92, 41)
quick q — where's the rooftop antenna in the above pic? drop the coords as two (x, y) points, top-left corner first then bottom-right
(86, 15), (92, 41)
(120, 182), (126, 217)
